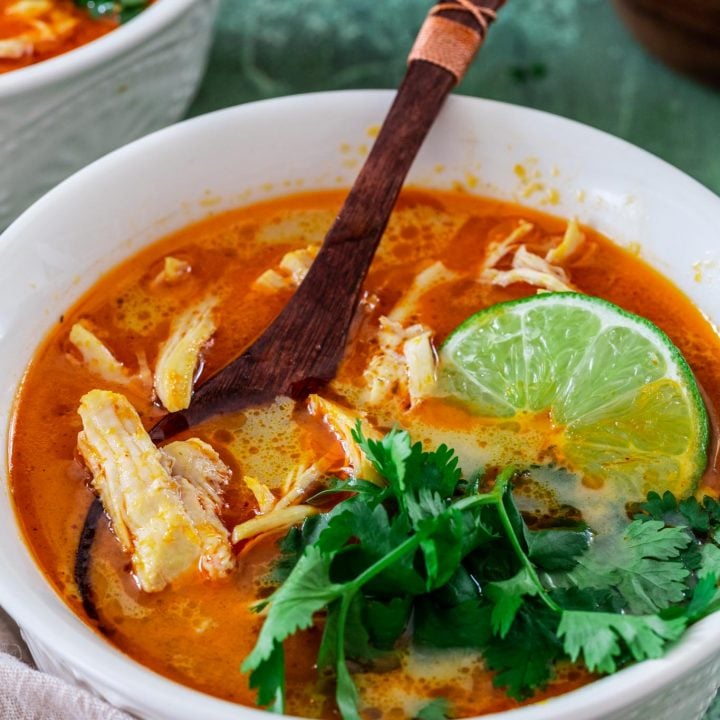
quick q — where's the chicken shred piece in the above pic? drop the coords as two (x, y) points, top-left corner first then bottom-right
(254, 246), (319, 291)
(358, 263), (447, 408)
(307, 394), (382, 483)
(244, 475), (277, 514)
(154, 296), (218, 412)
(481, 221), (534, 270)
(482, 267), (574, 292)
(388, 261), (457, 324)
(69, 323), (151, 391)
(276, 453), (338, 510)
(1, 2), (78, 58)
(0, 39), (31, 58)
(77, 390), (235, 592)
(403, 330), (437, 407)
(7, 0), (51, 16)
(232, 505), (319, 544)
(254, 269), (287, 291)
(364, 317), (433, 407)
(546, 217), (585, 263)
(154, 256), (191, 285)
(513, 245), (570, 283)
(231, 460), (333, 544)
(161, 438), (230, 509)
(480, 221), (577, 293)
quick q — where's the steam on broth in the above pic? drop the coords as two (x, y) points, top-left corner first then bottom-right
(9, 189), (720, 718)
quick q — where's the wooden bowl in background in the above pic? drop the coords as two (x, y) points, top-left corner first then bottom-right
(613, 0), (720, 87)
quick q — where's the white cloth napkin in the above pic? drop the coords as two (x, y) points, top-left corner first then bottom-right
(0, 606), (133, 720)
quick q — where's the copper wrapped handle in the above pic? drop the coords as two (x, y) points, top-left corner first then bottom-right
(409, 0), (506, 83)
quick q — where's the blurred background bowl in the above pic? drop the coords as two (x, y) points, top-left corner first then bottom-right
(613, 0), (720, 86)
(0, 0), (219, 230)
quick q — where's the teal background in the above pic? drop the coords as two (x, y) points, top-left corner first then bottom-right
(188, 0), (720, 195)
(187, 0), (720, 716)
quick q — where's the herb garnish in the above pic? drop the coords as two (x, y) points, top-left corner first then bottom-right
(242, 427), (720, 719)
(74, 0), (151, 24)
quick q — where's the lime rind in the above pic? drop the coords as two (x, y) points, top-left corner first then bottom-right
(438, 292), (709, 493)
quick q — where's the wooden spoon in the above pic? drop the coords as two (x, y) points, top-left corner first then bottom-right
(75, 0), (506, 621)
(150, 0), (506, 442)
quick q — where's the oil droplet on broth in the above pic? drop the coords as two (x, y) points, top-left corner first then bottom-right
(354, 647), (479, 718)
(203, 397), (306, 491)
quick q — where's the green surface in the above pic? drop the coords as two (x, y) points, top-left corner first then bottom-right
(188, 0), (720, 195)
(188, 0), (720, 715)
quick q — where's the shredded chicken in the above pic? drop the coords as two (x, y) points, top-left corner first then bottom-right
(68, 323), (151, 391)
(276, 453), (337, 510)
(388, 261), (457, 324)
(153, 256), (191, 286)
(307, 394), (382, 483)
(0, 38), (31, 58)
(230, 457), (334, 544)
(480, 219), (579, 293)
(357, 263), (446, 408)
(364, 317), (435, 407)
(77, 390), (235, 592)
(254, 246), (319, 291)
(154, 296), (218, 412)
(0, 1), (79, 59)
(244, 475), (276, 514)
(546, 217), (585, 263)
(403, 330), (437, 407)
(232, 505), (318, 544)
(481, 220), (534, 270)
(482, 266), (575, 292)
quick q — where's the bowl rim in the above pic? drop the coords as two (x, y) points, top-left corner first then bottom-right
(0, 0), (199, 98)
(1, 90), (720, 720)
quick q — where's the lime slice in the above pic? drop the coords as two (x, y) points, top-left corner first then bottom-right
(438, 292), (708, 497)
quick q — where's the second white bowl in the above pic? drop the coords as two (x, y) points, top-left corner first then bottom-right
(0, 0), (219, 230)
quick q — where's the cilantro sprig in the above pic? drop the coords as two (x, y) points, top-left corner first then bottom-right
(242, 427), (720, 718)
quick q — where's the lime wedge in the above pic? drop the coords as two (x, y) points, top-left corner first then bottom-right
(438, 293), (708, 496)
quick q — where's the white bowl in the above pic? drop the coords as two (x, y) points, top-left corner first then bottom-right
(1, 91), (719, 720)
(0, 0), (219, 230)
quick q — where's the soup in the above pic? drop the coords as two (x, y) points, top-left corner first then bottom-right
(0, 0), (151, 73)
(9, 189), (720, 718)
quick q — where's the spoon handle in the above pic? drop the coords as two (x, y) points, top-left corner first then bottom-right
(152, 0), (505, 440)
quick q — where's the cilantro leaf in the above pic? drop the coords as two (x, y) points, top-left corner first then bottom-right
(564, 520), (691, 613)
(681, 573), (720, 622)
(353, 425), (412, 502)
(246, 640), (285, 711)
(404, 441), (462, 503)
(243, 546), (345, 671)
(414, 597), (493, 649)
(486, 568), (539, 638)
(483, 604), (562, 700)
(526, 525), (591, 572)
(558, 610), (687, 674)
(416, 697), (452, 720)
(363, 595), (412, 649)
(420, 509), (465, 589)
(699, 542), (720, 580)
(636, 490), (716, 533)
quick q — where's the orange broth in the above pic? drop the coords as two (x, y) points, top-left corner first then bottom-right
(0, 0), (131, 74)
(9, 189), (720, 717)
